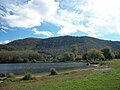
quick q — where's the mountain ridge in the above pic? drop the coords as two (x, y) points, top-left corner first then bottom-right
(0, 36), (120, 52)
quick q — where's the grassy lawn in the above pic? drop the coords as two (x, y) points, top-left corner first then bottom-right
(0, 59), (120, 90)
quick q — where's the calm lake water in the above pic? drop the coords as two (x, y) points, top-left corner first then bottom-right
(0, 62), (87, 74)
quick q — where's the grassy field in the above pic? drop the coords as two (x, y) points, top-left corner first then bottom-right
(0, 59), (120, 90)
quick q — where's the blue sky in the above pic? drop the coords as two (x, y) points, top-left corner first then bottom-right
(0, 0), (120, 44)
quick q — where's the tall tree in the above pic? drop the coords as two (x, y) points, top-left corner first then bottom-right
(71, 45), (78, 58)
(86, 48), (105, 61)
(63, 52), (75, 61)
(101, 47), (115, 60)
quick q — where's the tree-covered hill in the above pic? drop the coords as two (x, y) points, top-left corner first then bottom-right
(0, 36), (120, 63)
(0, 36), (120, 52)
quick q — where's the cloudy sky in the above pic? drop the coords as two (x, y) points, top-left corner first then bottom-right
(0, 0), (120, 44)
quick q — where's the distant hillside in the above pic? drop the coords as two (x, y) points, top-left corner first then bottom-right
(0, 36), (120, 53)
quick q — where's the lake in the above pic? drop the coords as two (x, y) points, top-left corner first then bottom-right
(0, 62), (87, 74)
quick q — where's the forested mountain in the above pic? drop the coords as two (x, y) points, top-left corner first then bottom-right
(0, 36), (120, 63)
(1, 36), (120, 52)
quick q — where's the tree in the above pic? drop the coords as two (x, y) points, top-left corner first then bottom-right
(114, 50), (120, 59)
(69, 53), (75, 61)
(82, 53), (88, 60)
(63, 52), (75, 61)
(63, 52), (70, 61)
(86, 48), (105, 61)
(101, 47), (115, 60)
(71, 45), (78, 58)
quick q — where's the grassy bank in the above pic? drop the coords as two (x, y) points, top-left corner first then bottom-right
(0, 59), (120, 90)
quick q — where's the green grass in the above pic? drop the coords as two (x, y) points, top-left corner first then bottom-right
(1, 59), (120, 90)
(38, 71), (120, 90)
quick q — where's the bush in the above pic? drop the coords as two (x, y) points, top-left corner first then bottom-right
(31, 59), (37, 63)
(6, 73), (15, 78)
(4, 73), (16, 81)
(0, 72), (6, 77)
(49, 68), (58, 76)
(99, 61), (107, 66)
(21, 73), (34, 80)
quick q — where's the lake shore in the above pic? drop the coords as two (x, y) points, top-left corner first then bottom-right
(1, 59), (120, 90)
(0, 62), (87, 75)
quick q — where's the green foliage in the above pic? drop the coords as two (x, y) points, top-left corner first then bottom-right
(62, 52), (75, 61)
(114, 50), (120, 59)
(0, 44), (16, 51)
(21, 73), (34, 80)
(99, 61), (107, 66)
(6, 73), (15, 78)
(0, 36), (120, 63)
(86, 48), (105, 61)
(7, 38), (40, 50)
(0, 72), (6, 77)
(71, 45), (78, 57)
(75, 55), (82, 61)
(101, 47), (115, 60)
(70, 53), (75, 61)
(4, 73), (16, 82)
(31, 59), (37, 63)
(49, 68), (58, 76)
(0, 50), (42, 63)
(63, 52), (70, 61)
(82, 53), (88, 60)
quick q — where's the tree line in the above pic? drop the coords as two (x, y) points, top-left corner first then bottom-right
(61, 45), (120, 62)
(0, 50), (42, 63)
(82, 47), (115, 63)
(0, 46), (120, 63)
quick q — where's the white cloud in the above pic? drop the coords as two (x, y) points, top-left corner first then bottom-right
(0, 29), (7, 33)
(2, 0), (59, 28)
(1, 26), (8, 30)
(78, 0), (120, 35)
(0, 26), (9, 33)
(57, 25), (90, 35)
(45, 10), (84, 33)
(0, 40), (11, 44)
(57, 26), (78, 35)
(56, 0), (120, 37)
(33, 28), (53, 37)
(46, 9), (98, 37)
(1, 0), (120, 38)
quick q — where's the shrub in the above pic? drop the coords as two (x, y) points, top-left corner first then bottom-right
(6, 73), (15, 78)
(99, 61), (107, 66)
(0, 72), (6, 77)
(21, 73), (34, 80)
(49, 68), (58, 76)
(31, 59), (37, 63)
(4, 73), (16, 81)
